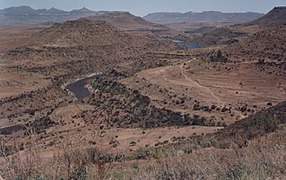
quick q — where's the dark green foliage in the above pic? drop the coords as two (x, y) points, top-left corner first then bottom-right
(31, 116), (56, 134)
(192, 117), (206, 126)
(221, 110), (280, 144)
(233, 112), (278, 135)
(88, 75), (189, 128)
(193, 104), (201, 111)
(240, 106), (248, 112)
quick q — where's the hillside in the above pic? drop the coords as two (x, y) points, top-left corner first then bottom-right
(1, 5), (286, 180)
(189, 7), (286, 47)
(33, 19), (129, 46)
(127, 101), (286, 179)
(6, 18), (176, 76)
(224, 25), (286, 63)
(248, 6), (286, 28)
(190, 26), (246, 46)
(1, 17), (177, 127)
(144, 11), (263, 24)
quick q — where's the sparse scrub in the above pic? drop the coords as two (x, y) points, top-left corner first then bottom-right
(126, 142), (286, 179)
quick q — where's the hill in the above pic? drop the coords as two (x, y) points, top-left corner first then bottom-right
(190, 26), (246, 46)
(33, 19), (129, 46)
(0, 6), (105, 25)
(223, 25), (286, 64)
(0, 17), (178, 146)
(7, 18), (175, 69)
(85, 11), (176, 36)
(189, 7), (286, 47)
(247, 6), (286, 28)
(143, 11), (263, 24)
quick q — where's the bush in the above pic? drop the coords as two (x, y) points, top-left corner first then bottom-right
(223, 163), (247, 180)
(134, 148), (151, 160)
(68, 164), (87, 180)
(182, 145), (193, 154)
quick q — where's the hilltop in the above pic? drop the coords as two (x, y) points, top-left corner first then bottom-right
(85, 11), (176, 36)
(86, 11), (166, 30)
(247, 6), (286, 28)
(33, 19), (129, 46)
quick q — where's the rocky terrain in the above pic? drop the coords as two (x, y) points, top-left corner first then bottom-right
(0, 5), (285, 180)
(247, 6), (286, 28)
(0, 18), (177, 140)
(223, 25), (286, 64)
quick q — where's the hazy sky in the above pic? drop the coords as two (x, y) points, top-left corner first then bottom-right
(0, 0), (285, 16)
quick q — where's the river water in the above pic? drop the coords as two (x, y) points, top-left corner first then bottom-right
(66, 40), (199, 100)
(65, 75), (97, 100)
(171, 39), (201, 49)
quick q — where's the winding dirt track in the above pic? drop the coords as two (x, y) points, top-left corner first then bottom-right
(179, 61), (223, 104)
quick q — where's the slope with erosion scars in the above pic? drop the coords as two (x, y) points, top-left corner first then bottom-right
(0, 18), (177, 138)
(180, 59), (223, 104)
(122, 55), (286, 124)
(121, 63), (232, 124)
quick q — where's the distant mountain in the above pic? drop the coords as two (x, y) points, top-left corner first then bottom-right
(247, 7), (286, 28)
(187, 7), (286, 47)
(85, 11), (176, 36)
(0, 6), (106, 25)
(87, 11), (160, 29)
(143, 11), (264, 24)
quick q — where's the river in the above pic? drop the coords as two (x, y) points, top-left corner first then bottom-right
(171, 39), (201, 49)
(65, 75), (98, 100)
(66, 40), (199, 100)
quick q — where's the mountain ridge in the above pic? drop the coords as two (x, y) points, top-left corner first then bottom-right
(0, 6), (106, 25)
(143, 11), (264, 24)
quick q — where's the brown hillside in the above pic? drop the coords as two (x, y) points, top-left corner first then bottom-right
(85, 11), (176, 36)
(4, 17), (177, 80)
(7, 18), (176, 69)
(248, 7), (286, 28)
(191, 26), (246, 46)
(33, 19), (127, 46)
(87, 12), (165, 29)
(224, 25), (286, 64)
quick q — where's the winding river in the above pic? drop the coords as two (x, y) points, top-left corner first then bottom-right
(65, 40), (199, 100)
